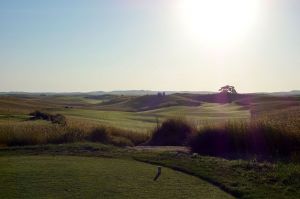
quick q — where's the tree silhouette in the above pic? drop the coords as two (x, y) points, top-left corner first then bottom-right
(219, 85), (237, 94)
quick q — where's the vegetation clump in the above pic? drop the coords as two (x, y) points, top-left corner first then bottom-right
(147, 118), (195, 146)
(29, 111), (66, 125)
(88, 127), (111, 143)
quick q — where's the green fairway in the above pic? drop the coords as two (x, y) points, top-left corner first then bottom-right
(58, 103), (250, 132)
(0, 155), (233, 199)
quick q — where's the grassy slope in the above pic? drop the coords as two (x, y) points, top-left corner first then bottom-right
(0, 155), (233, 199)
(97, 94), (201, 111)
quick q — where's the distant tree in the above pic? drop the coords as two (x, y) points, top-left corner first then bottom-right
(157, 92), (166, 97)
(219, 85), (237, 94)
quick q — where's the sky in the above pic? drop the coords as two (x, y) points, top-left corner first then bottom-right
(0, 0), (299, 93)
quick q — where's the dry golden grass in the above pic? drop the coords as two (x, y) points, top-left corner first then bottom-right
(0, 116), (150, 147)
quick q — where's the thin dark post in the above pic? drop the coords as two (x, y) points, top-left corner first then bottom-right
(153, 166), (162, 181)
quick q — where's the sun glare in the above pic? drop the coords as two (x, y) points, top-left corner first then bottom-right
(177, 0), (262, 47)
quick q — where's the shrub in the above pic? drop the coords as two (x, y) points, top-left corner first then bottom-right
(29, 111), (66, 126)
(147, 118), (195, 146)
(29, 111), (51, 120)
(87, 127), (111, 143)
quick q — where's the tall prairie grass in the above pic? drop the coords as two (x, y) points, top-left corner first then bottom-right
(0, 118), (150, 147)
(189, 119), (300, 160)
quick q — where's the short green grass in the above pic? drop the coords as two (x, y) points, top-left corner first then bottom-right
(0, 155), (233, 199)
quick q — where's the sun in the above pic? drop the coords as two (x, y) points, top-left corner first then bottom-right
(176, 0), (262, 47)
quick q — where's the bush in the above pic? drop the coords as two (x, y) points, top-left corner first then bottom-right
(189, 121), (300, 159)
(29, 111), (51, 120)
(87, 127), (111, 143)
(29, 111), (66, 126)
(147, 118), (195, 146)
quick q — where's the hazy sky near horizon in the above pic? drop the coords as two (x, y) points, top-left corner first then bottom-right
(0, 0), (299, 92)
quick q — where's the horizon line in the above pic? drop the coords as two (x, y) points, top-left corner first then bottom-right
(0, 89), (299, 94)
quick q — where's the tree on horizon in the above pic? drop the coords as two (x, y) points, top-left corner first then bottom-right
(219, 85), (237, 94)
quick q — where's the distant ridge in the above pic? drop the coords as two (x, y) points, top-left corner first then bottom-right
(89, 90), (216, 96)
(267, 90), (300, 96)
(0, 90), (299, 96)
(0, 90), (216, 96)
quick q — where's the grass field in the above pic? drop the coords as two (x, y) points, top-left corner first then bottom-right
(0, 155), (233, 199)
(0, 94), (299, 199)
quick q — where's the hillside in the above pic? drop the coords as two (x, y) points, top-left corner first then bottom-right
(96, 94), (201, 111)
(1, 93), (299, 114)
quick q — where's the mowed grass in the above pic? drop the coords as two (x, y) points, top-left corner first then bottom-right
(57, 103), (250, 132)
(0, 155), (234, 199)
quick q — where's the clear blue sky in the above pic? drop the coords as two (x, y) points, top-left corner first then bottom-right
(0, 0), (299, 92)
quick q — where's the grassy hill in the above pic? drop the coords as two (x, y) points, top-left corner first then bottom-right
(1, 92), (299, 113)
(96, 94), (201, 111)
